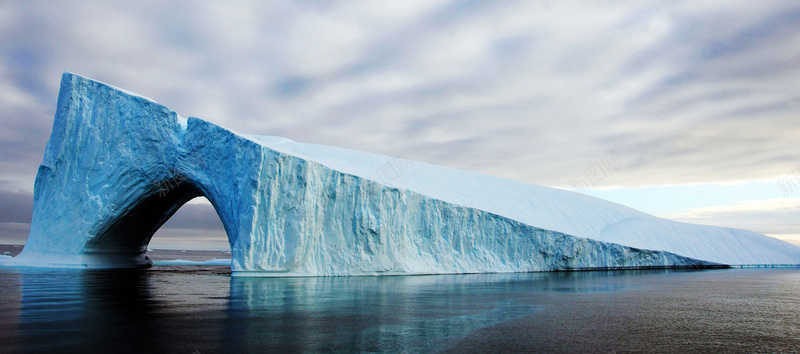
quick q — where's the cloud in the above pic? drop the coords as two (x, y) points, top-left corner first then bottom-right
(0, 187), (32, 223)
(2, 1), (800, 190)
(157, 199), (226, 232)
(0, 223), (29, 245)
(664, 198), (800, 246)
(1, 1), (799, 248)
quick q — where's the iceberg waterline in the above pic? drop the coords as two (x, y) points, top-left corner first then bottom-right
(5, 72), (800, 275)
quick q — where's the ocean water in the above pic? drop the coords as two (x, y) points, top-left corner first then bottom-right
(0, 260), (799, 352)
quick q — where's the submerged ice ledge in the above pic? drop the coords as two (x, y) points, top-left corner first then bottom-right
(5, 72), (800, 275)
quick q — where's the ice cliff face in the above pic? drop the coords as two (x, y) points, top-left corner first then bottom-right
(7, 73), (800, 274)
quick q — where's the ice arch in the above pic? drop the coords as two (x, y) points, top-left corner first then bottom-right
(9, 73), (800, 274)
(17, 73), (247, 267)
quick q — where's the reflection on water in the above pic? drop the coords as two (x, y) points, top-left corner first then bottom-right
(227, 275), (540, 352)
(1, 267), (799, 352)
(2, 267), (231, 353)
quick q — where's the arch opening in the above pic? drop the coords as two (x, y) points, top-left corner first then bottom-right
(150, 196), (232, 253)
(83, 179), (231, 266)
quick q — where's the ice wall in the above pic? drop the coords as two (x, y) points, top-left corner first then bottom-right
(7, 72), (800, 274)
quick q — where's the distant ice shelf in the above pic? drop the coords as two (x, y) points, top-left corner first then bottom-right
(4, 72), (800, 275)
(153, 259), (232, 266)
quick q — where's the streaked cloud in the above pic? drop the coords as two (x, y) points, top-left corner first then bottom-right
(0, 0), (798, 249)
(664, 198), (800, 246)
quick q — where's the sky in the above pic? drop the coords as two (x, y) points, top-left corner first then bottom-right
(0, 0), (798, 250)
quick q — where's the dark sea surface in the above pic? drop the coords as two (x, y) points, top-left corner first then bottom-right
(1, 249), (799, 353)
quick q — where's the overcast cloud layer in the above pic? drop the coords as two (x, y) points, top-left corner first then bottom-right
(0, 1), (798, 248)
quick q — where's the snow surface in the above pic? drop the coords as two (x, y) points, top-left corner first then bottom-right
(5, 72), (800, 275)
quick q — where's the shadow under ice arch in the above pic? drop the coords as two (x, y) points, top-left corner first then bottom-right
(9, 72), (800, 275)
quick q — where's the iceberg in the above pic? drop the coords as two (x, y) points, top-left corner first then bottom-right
(5, 72), (800, 275)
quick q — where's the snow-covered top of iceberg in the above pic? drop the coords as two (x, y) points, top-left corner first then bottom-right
(63, 71), (159, 103)
(247, 134), (800, 265)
